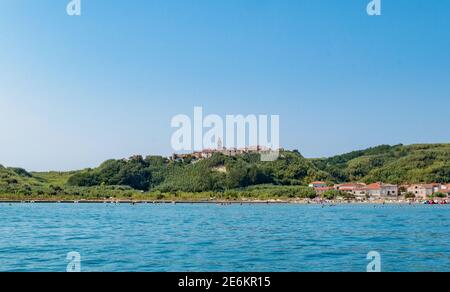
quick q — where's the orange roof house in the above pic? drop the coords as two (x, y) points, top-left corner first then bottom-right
(335, 183), (366, 191)
(364, 182), (398, 197)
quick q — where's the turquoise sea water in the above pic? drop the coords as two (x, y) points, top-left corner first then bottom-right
(0, 203), (449, 272)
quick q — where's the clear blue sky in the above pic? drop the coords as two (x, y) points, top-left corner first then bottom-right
(1, 0), (449, 171)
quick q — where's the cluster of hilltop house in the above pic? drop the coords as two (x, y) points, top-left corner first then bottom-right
(308, 181), (450, 200)
(171, 143), (277, 162)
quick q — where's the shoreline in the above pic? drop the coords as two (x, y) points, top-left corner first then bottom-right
(0, 199), (447, 205)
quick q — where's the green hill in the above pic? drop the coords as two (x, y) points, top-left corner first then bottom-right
(0, 165), (139, 199)
(312, 144), (450, 184)
(0, 165), (41, 196)
(65, 150), (328, 193)
(1, 143), (449, 199)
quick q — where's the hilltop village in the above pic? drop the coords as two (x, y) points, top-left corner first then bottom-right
(171, 145), (277, 161)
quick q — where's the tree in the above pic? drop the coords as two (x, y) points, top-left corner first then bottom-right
(67, 171), (99, 187)
(322, 190), (339, 200)
(340, 191), (355, 200)
(322, 189), (349, 200)
(226, 163), (250, 189)
(298, 187), (317, 199)
(116, 163), (150, 191)
(8, 167), (32, 177)
(404, 192), (416, 199)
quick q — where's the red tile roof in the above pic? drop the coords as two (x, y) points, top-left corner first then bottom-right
(335, 183), (366, 191)
(365, 183), (382, 190)
(364, 182), (398, 190)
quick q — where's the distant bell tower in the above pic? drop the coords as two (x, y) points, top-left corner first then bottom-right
(217, 137), (224, 150)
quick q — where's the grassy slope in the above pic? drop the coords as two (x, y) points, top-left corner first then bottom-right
(312, 144), (450, 184)
(0, 167), (141, 200)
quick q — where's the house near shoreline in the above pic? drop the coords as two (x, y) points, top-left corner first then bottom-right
(441, 184), (450, 194)
(309, 181), (450, 199)
(335, 182), (398, 198)
(311, 181), (399, 199)
(365, 182), (399, 198)
(407, 183), (450, 199)
(334, 183), (368, 198)
(441, 185), (450, 197)
(407, 184), (435, 199)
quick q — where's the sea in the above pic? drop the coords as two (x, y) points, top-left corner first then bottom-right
(0, 203), (449, 272)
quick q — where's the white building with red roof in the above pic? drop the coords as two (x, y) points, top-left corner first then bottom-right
(407, 184), (440, 199)
(364, 182), (399, 198)
(335, 183), (368, 198)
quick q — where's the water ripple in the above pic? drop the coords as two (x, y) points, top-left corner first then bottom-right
(0, 204), (449, 271)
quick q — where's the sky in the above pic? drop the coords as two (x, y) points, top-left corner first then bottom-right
(0, 0), (449, 171)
